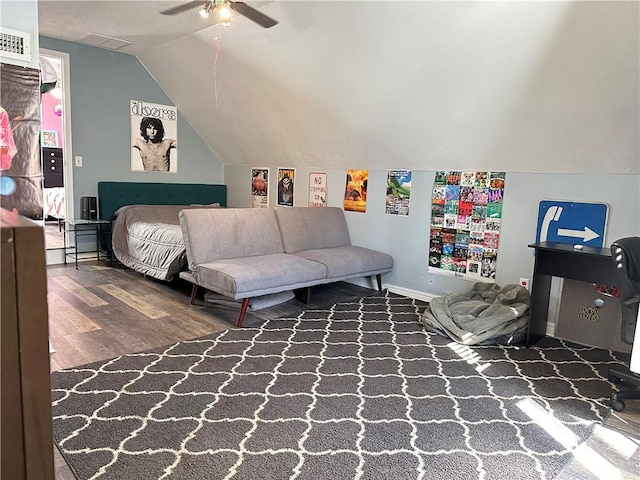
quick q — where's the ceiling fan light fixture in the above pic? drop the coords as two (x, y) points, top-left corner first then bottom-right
(199, 1), (214, 19)
(217, 3), (232, 27)
(159, 0), (278, 29)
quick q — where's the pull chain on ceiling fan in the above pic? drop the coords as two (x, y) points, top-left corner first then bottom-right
(160, 0), (278, 29)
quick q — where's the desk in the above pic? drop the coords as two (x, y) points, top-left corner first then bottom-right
(63, 219), (111, 269)
(527, 241), (617, 346)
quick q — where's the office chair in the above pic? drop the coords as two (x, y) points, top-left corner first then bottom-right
(608, 236), (640, 412)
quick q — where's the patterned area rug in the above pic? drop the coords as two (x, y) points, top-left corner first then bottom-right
(51, 291), (625, 480)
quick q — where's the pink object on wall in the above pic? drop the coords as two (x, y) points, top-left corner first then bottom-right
(0, 107), (17, 170)
(41, 91), (63, 148)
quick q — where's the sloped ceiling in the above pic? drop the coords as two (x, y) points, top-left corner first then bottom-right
(38, 1), (639, 173)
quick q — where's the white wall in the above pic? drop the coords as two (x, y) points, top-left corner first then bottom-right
(215, 2), (639, 301)
(226, 165), (640, 299)
(0, 0), (39, 69)
(141, 1), (638, 175)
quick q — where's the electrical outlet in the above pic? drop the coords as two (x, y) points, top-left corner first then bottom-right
(519, 278), (530, 290)
(75, 155), (83, 167)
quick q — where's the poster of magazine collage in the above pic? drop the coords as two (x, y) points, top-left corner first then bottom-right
(429, 171), (506, 279)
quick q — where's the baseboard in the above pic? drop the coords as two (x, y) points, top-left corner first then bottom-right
(46, 248), (64, 265)
(346, 278), (439, 303)
(546, 322), (556, 337)
(385, 284), (439, 303)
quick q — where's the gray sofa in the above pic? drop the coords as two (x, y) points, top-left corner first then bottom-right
(178, 207), (394, 326)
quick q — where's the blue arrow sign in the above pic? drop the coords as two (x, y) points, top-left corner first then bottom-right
(536, 201), (609, 247)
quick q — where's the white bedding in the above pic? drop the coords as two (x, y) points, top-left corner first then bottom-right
(112, 204), (218, 281)
(112, 205), (187, 281)
(44, 187), (66, 220)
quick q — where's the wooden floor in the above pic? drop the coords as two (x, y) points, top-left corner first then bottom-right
(47, 260), (375, 372)
(45, 221), (64, 250)
(47, 260), (640, 480)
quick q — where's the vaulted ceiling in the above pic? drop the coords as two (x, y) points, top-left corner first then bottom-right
(37, 1), (639, 173)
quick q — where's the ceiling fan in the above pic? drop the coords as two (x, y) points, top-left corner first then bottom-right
(160, 1), (278, 29)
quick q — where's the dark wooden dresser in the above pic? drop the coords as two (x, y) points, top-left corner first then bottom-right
(42, 147), (64, 188)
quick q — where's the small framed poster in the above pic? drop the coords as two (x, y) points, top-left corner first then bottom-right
(277, 168), (295, 206)
(41, 130), (59, 147)
(251, 167), (269, 208)
(308, 172), (327, 207)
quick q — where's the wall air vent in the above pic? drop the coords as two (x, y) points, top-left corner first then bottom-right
(0, 27), (32, 62)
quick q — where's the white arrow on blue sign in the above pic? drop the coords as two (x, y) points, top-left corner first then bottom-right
(535, 201), (609, 247)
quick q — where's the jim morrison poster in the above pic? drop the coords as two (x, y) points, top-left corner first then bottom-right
(429, 171), (506, 280)
(130, 100), (178, 173)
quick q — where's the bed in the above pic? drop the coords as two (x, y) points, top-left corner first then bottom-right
(98, 182), (227, 281)
(43, 187), (66, 226)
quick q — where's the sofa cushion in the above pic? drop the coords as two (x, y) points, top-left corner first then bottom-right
(193, 253), (327, 299)
(274, 207), (351, 253)
(180, 208), (284, 270)
(295, 246), (393, 281)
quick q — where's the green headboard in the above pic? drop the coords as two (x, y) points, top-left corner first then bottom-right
(98, 182), (227, 221)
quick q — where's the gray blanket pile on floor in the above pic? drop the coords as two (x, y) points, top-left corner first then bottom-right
(421, 282), (530, 345)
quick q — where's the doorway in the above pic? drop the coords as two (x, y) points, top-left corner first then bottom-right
(40, 49), (73, 253)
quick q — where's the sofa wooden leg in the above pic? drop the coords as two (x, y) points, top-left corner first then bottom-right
(293, 288), (312, 304)
(376, 274), (383, 291)
(305, 287), (312, 304)
(190, 284), (200, 305)
(237, 298), (250, 327)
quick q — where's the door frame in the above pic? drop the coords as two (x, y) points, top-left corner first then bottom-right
(40, 48), (74, 222)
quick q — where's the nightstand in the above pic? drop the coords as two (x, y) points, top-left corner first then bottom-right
(63, 219), (111, 269)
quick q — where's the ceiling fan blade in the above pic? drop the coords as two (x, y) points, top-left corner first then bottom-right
(230, 2), (278, 28)
(160, 1), (204, 16)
